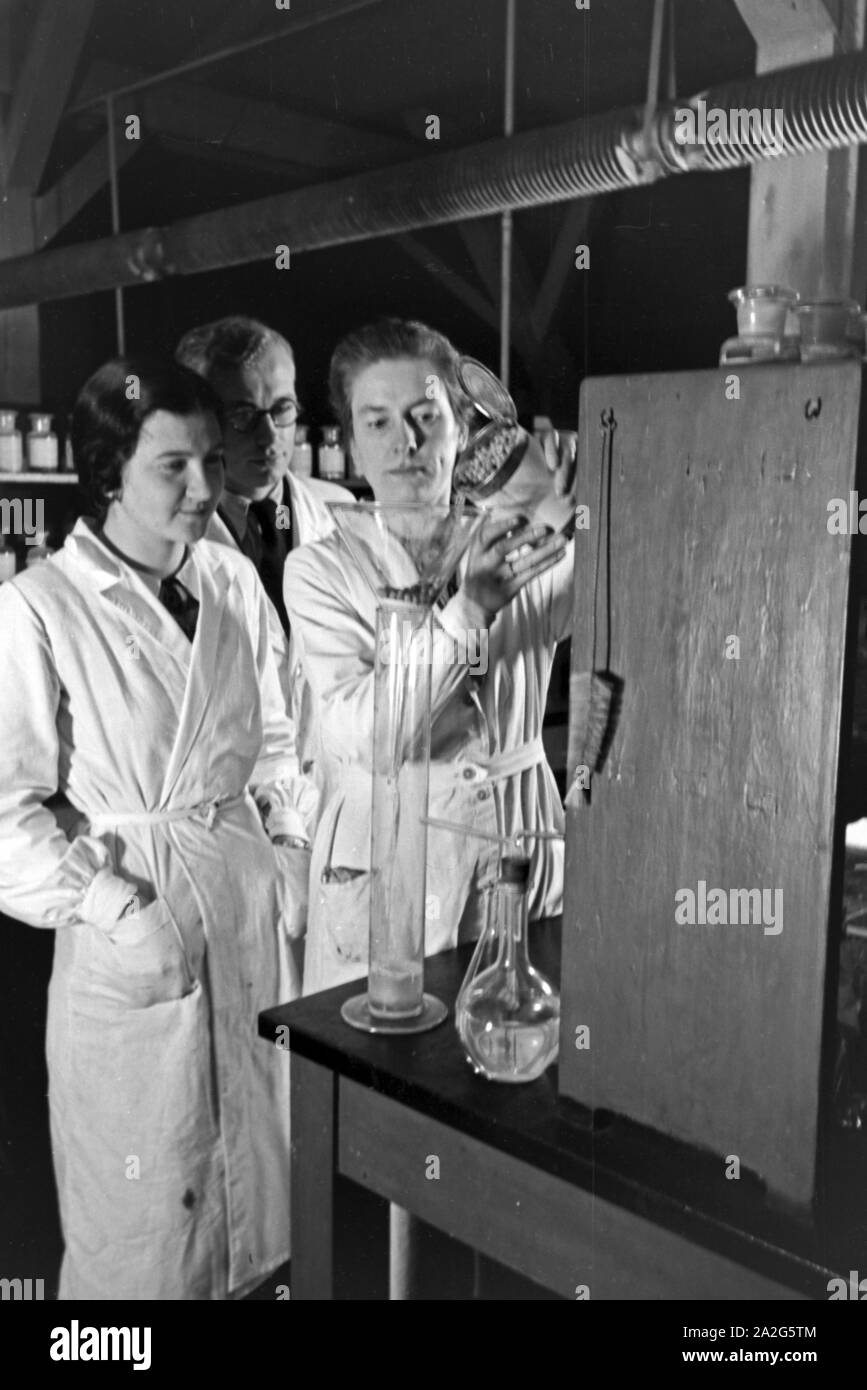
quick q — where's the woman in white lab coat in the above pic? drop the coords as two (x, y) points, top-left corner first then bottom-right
(284, 318), (574, 996)
(0, 359), (317, 1300)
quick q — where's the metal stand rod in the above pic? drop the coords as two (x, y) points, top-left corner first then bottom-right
(105, 96), (125, 355)
(500, 0), (517, 389)
(388, 1204), (417, 1299)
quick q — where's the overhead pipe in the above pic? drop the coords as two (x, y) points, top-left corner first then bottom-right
(3, 49), (867, 309)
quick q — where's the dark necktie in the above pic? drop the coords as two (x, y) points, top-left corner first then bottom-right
(249, 496), (291, 636)
(158, 575), (200, 643)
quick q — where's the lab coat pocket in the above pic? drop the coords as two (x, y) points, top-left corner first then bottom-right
(314, 789), (371, 968)
(317, 873), (371, 966)
(76, 896), (195, 1012)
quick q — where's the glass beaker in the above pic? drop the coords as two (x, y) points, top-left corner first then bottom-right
(720, 286), (799, 365)
(728, 285), (797, 337)
(797, 300), (862, 361)
(456, 855), (560, 1083)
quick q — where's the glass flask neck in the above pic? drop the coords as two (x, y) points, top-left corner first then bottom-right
(495, 881), (529, 970)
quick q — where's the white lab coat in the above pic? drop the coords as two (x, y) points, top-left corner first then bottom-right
(284, 531), (573, 995)
(207, 472), (355, 788)
(0, 521), (318, 1300)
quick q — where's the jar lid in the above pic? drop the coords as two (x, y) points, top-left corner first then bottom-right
(457, 357), (518, 425)
(727, 285), (798, 306)
(295, 425), (309, 441)
(500, 854), (531, 886)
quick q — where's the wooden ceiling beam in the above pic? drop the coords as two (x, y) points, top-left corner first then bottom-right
(155, 133), (319, 185)
(2, 0), (96, 190)
(455, 218), (538, 328)
(192, 0), (278, 52)
(395, 234), (501, 332)
(734, 0), (839, 65)
(395, 232), (537, 364)
(454, 219), (501, 310)
(34, 130), (140, 247)
(71, 62), (417, 172)
(734, 0), (867, 300)
(530, 199), (593, 345)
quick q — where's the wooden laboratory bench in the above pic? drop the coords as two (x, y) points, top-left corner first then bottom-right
(259, 921), (867, 1300)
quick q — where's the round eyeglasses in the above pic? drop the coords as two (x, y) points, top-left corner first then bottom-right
(225, 401), (300, 434)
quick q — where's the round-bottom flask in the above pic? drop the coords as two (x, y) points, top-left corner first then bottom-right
(456, 856), (559, 1083)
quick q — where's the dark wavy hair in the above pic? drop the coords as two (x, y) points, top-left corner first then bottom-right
(72, 357), (223, 523)
(328, 317), (472, 442)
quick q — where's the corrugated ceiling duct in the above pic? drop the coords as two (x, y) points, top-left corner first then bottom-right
(1, 49), (866, 308)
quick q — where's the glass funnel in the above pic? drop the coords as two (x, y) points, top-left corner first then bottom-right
(328, 501), (482, 1034)
(456, 855), (560, 1083)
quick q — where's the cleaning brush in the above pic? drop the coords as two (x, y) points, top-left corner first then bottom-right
(566, 407), (623, 808)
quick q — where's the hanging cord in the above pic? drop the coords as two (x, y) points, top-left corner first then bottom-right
(641, 0), (668, 158)
(666, 0), (677, 103)
(564, 409), (622, 806)
(591, 408), (616, 676)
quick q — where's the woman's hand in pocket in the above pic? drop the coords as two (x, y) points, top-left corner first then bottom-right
(83, 896), (193, 1009)
(104, 894), (169, 945)
(273, 839), (311, 941)
(115, 891), (154, 923)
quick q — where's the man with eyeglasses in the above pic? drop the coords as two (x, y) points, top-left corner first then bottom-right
(175, 316), (353, 635)
(176, 317), (353, 845)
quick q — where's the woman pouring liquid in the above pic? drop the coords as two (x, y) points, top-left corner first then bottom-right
(0, 359), (317, 1300)
(284, 319), (575, 996)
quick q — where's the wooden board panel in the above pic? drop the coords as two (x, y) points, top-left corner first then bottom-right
(339, 1082), (811, 1299)
(559, 363), (864, 1208)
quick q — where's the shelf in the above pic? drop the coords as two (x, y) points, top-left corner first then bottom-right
(0, 472), (78, 483)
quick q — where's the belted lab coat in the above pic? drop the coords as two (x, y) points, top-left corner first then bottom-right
(207, 471), (354, 791)
(283, 531), (574, 996)
(0, 522), (318, 1300)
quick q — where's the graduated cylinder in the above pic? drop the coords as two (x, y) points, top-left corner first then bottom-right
(369, 599), (433, 1019)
